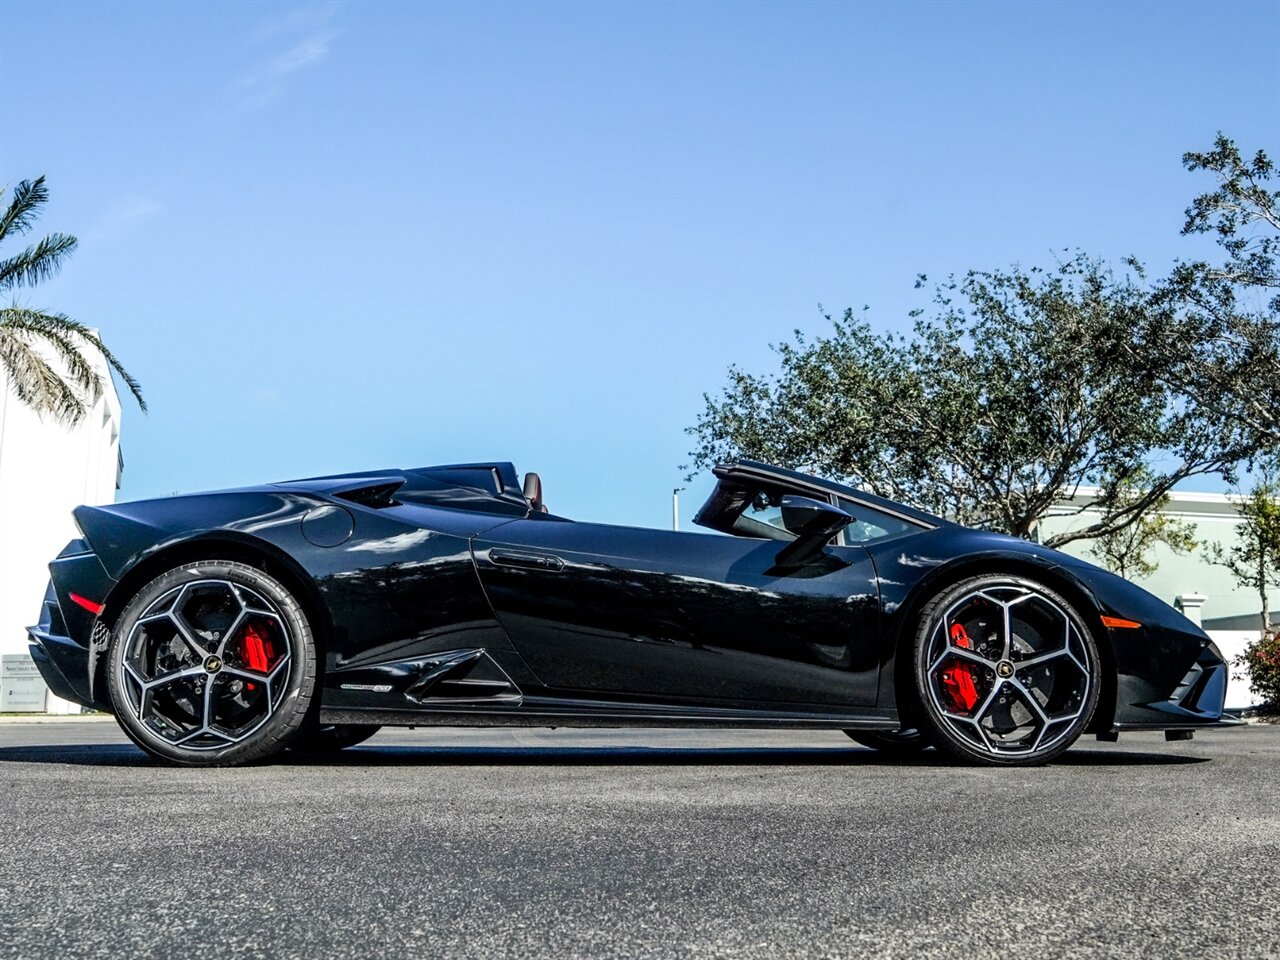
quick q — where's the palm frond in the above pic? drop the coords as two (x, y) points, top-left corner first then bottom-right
(5, 312), (102, 402)
(0, 307), (146, 423)
(27, 311), (147, 411)
(54, 315), (147, 412)
(0, 232), (78, 291)
(0, 323), (90, 424)
(0, 177), (145, 423)
(0, 177), (50, 243)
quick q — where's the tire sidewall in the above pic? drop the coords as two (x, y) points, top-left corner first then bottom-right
(106, 560), (316, 766)
(912, 574), (1102, 766)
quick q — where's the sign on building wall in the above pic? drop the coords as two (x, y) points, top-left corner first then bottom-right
(1, 654), (47, 712)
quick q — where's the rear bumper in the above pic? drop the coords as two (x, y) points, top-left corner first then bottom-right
(28, 635), (96, 709)
(26, 562), (111, 711)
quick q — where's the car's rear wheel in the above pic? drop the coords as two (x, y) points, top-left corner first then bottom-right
(106, 561), (316, 766)
(912, 575), (1100, 766)
(291, 724), (381, 752)
(843, 729), (929, 754)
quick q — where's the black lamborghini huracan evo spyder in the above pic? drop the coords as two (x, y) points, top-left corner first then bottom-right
(29, 459), (1236, 766)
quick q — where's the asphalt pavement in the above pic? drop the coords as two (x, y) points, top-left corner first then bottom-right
(0, 720), (1276, 960)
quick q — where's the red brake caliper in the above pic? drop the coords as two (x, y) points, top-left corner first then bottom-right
(241, 622), (274, 691)
(940, 622), (980, 712)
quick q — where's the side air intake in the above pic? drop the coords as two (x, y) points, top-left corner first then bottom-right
(330, 478), (406, 509)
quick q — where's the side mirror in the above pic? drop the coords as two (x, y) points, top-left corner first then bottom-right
(780, 495), (855, 540)
(774, 496), (855, 569)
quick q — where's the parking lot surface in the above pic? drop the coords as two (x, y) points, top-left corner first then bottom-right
(0, 721), (1276, 959)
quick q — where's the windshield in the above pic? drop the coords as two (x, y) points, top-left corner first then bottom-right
(695, 477), (923, 546)
(835, 497), (920, 544)
(731, 488), (796, 541)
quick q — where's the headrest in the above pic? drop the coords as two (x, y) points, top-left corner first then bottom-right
(522, 472), (546, 512)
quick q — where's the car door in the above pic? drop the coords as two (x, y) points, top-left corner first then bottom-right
(471, 505), (881, 709)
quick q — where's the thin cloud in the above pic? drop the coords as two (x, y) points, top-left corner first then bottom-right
(89, 197), (164, 243)
(230, 3), (341, 115)
(234, 32), (334, 112)
(249, 1), (341, 45)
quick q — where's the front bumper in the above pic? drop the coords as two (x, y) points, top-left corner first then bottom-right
(1112, 635), (1238, 731)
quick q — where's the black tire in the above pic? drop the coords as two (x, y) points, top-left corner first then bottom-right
(911, 574), (1101, 766)
(106, 561), (317, 767)
(292, 724), (381, 752)
(843, 729), (930, 754)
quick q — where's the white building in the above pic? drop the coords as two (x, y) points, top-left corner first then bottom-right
(0, 347), (122, 713)
(1041, 489), (1277, 710)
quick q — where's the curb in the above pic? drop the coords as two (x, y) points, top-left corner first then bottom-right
(0, 713), (116, 725)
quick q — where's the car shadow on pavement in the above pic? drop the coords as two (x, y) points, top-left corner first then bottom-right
(0, 742), (1210, 768)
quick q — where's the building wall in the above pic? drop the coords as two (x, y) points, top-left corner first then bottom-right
(0, 349), (121, 712)
(1039, 490), (1277, 709)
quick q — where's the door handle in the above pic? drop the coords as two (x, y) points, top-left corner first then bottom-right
(489, 549), (565, 572)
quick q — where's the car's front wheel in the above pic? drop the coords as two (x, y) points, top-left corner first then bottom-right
(106, 561), (317, 766)
(912, 575), (1101, 766)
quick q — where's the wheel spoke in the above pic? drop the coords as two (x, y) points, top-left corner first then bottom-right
(123, 661), (147, 689)
(221, 653), (289, 684)
(215, 609), (247, 659)
(171, 616), (212, 660)
(144, 665), (206, 690)
(950, 646), (996, 670)
(930, 644), (996, 674)
(970, 678), (1006, 726)
(1001, 603), (1012, 661)
(1015, 648), (1070, 669)
(1009, 678), (1051, 725)
(202, 680), (215, 729)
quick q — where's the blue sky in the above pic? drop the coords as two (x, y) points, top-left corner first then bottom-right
(1, 0), (1277, 529)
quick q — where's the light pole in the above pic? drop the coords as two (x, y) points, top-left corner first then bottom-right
(672, 488), (681, 531)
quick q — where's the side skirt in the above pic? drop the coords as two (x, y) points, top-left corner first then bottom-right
(319, 695), (900, 730)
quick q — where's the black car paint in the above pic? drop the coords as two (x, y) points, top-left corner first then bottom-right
(27, 460), (1235, 737)
(472, 518), (881, 706)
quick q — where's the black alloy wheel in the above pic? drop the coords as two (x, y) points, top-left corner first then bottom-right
(106, 561), (316, 766)
(912, 575), (1101, 765)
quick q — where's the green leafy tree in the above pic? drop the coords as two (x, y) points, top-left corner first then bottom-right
(1089, 471), (1198, 580)
(688, 255), (1265, 547)
(1180, 132), (1278, 299)
(1138, 135), (1280, 460)
(1235, 631), (1280, 711)
(687, 135), (1278, 548)
(0, 176), (144, 424)
(1206, 471), (1280, 633)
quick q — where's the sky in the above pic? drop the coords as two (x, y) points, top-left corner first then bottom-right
(1, 0), (1277, 530)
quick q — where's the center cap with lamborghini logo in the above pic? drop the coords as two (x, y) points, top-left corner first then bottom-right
(204, 655), (223, 674)
(996, 660), (1014, 679)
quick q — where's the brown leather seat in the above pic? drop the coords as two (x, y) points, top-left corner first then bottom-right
(522, 472), (548, 513)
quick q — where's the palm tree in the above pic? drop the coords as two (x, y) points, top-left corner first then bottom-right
(0, 176), (145, 424)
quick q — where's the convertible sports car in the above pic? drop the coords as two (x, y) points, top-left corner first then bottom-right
(28, 459), (1236, 766)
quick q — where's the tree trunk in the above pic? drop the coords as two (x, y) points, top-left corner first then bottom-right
(1261, 534), (1272, 634)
